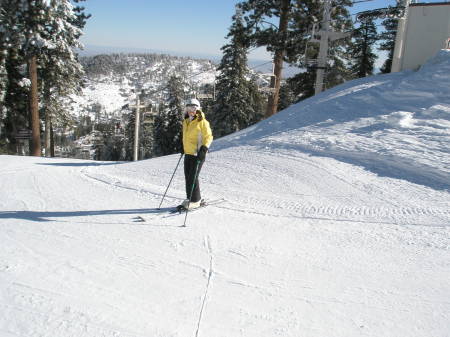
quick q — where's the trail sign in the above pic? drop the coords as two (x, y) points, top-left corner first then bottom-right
(15, 129), (32, 140)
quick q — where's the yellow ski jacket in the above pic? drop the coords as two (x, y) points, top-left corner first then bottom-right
(182, 111), (213, 155)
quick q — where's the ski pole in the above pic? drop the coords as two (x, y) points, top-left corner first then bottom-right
(182, 159), (201, 227)
(158, 153), (184, 209)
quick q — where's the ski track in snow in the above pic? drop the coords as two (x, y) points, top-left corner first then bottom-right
(2, 151), (450, 337)
(194, 235), (213, 337)
(79, 148), (450, 227)
(2, 51), (450, 337)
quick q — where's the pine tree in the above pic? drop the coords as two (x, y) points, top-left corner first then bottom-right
(323, 1), (354, 88)
(211, 7), (263, 138)
(154, 76), (184, 156)
(152, 104), (165, 157)
(0, 0), (28, 153)
(0, 6), (8, 105)
(123, 111), (135, 161)
(39, 0), (88, 157)
(240, 0), (291, 117)
(278, 81), (295, 111)
(277, 0), (353, 103)
(241, 0), (353, 107)
(0, 0), (88, 156)
(284, 70), (316, 104)
(102, 133), (124, 161)
(0, 46), (30, 154)
(348, 18), (378, 78)
(379, 15), (399, 74)
(381, 0), (411, 73)
(70, 0), (91, 34)
(247, 74), (265, 125)
(140, 112), (156, 159)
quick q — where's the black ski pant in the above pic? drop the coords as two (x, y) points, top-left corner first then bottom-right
(184, 154), (204, 203)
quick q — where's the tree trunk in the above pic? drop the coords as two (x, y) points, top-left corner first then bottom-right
(50, 121), (55, 157)
(265, 0), (290, 118)
(44, 84), (52, 157)
(29, 55), (41, 156)
(45, 111), (51, 157)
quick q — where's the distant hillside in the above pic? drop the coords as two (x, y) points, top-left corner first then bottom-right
(69, 53), (218, 118)
(69, 53), (273, 119)
(80, 53), (216, 87)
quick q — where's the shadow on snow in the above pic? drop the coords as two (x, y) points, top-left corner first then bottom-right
(36, 161), (125, 167)
(0, 207), (173, 222)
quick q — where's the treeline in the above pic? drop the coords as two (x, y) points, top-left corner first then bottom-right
(66, 53), (218, 161)
(0, 0), (400, 159)
(79, 53), (215, 91)
(209, 0), (400, 138)
(70, 74), (215, 162)
(0, 0), (90, 156)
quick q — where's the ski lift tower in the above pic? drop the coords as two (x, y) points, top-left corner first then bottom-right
(130, 89), (146, 161)
(313, 0), (350, 95)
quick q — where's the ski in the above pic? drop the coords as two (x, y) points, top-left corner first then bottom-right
(170, 199), (207, 214)
(133, 198), (225, 222)
(167, 198), (226, 217)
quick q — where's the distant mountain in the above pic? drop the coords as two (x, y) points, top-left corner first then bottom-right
(69, 52), (279, 119)
(247, 59), (303, 77)
(69, 53), (218, 118)
(78, 44), (302, 77)
(78, 44), (223, 61)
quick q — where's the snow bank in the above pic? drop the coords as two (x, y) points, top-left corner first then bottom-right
(215, 50), (450, 190)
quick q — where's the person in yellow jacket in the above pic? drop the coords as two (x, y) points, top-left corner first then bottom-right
(180, 98), (213, 210)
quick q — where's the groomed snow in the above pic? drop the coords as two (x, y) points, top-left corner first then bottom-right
(1, 51), (449, 337)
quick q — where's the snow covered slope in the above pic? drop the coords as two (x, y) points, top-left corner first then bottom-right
(1, 51), (449, 337)
(69, 54), (217, 117)
(218, 50), (450, 191)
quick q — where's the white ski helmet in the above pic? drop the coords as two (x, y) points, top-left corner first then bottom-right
(186, 98), (201, 109)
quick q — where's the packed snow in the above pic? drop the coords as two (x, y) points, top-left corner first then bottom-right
(1, 51), (449, 337)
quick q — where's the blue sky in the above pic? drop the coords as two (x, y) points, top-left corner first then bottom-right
(79, 0), (445, 60)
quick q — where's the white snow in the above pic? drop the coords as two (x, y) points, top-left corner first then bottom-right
(1, 50), (449, 337)
(17, 78), (31, 88)
(69, 79), (134, 117)
(69, 57), (217, 118)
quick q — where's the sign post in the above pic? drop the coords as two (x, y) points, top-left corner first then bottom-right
(15, 129), (32, 156)
(129, 96), (146, 161)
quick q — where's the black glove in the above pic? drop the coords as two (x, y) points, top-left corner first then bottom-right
(197, 145), (208, 161)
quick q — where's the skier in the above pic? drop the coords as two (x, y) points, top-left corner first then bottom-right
(179, 98), (213, 210)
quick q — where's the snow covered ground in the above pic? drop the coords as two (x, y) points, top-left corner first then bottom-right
(1, 51), (449, 337)
(68, 56), (217, 118)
